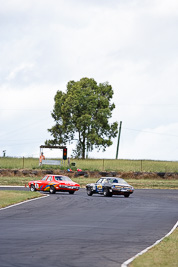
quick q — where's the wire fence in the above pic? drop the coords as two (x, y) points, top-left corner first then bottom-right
(0, 157), (178, 172)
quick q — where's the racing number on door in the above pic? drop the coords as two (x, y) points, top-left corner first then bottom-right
(97, 185), (103, 191)
(35, 183), (39, 189)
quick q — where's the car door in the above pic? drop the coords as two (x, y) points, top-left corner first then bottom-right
(43, 176), (53, 191)
(37, 175), (49, 191)
(96, 178), (104, 193)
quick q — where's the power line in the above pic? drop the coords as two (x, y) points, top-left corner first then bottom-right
(0, 141), (41, 147)
(0, 117), (52, 138)
(123, 127), (178, 137)
(117, 103), (178, 107)
(0, 108), (51, 111)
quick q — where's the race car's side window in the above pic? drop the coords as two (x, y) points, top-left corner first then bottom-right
(41, 176), (48, 181)
(47, 176), (52, 181)
(55, 176), (62, 181)
(97, 178), (103, 183)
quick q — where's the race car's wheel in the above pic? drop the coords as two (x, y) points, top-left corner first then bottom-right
(49, 186), (56, 194)
(124, 193), (130, 198)
(103, 188), (112, 197)
(30, 185), (36, 192)
(69, 191), (75, 194)
(87, 188), (93, 196)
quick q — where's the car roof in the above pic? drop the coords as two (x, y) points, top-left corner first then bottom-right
(45, 175), (68, 177)
(101, 177), (121, 179)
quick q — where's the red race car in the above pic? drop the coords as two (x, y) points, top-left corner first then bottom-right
(28, 175), (80, 194)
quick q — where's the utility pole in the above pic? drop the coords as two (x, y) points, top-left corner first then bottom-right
(116, 121), (122, 159)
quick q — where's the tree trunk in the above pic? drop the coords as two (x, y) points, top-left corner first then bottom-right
(82, 140), (85, 159)
(81, 133), (86, 159)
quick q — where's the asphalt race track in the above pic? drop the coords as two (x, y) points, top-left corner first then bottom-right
(0, 188), (177, 267)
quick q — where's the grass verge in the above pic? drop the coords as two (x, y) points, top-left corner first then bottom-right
(1, 177), (178, 189)
(73, 177), (178, 189)
(0, 190), (42, 208)
(129, 228), (178, 267)
(126, 179), (178, 189)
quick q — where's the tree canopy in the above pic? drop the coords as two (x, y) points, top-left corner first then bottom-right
(45, 77), (118, 158)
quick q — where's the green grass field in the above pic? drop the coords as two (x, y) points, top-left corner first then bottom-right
(1, 157), (178, 172)
(130, 228), (178, 267)
(0, 190), (42, 208)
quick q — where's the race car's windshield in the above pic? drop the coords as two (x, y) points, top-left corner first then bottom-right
(55, 176), (72, 182)
(107, 178), (128, 184)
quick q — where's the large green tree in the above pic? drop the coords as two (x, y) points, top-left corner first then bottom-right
(45, 77), (118, 159)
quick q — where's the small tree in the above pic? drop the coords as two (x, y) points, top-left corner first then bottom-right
(46, 77), (118, 159)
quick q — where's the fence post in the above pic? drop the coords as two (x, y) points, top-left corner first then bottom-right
(141, 160), (142, 171)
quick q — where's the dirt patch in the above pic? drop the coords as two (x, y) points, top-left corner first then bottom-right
(0, 169), (178, 179)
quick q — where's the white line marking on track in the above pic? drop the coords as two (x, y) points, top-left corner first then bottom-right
(121, 220), (178, 267)
(0, 195), (49, 211)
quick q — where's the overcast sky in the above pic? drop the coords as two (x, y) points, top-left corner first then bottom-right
(0, 0), (178, 160)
